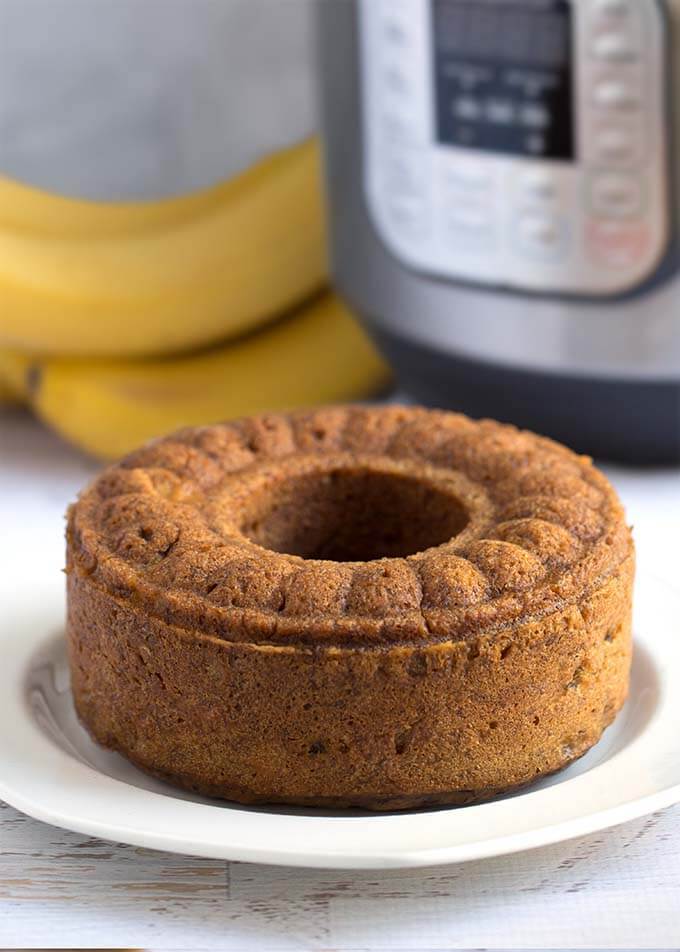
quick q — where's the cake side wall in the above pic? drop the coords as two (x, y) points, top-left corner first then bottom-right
(66, 556), (633, 809)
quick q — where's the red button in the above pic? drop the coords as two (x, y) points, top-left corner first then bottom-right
(587, 219), (649, 268)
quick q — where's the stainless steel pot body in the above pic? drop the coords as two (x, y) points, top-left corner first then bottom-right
(318, 0), (680, 461)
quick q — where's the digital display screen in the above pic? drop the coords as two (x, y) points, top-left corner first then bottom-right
(432, 0), (575, 160)
(433, 2), (571, 68)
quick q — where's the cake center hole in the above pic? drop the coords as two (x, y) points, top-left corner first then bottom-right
(239, 468), (469, 561)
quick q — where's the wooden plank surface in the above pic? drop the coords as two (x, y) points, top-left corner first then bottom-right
(2, 799), (680, 949)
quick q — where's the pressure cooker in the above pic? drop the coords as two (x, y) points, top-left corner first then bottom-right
(318, 0), (680, 462)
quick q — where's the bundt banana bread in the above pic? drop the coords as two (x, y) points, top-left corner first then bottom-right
(66, 406), (634, 810)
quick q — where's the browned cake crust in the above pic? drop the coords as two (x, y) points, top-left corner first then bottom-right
(66, 406), (634, 810)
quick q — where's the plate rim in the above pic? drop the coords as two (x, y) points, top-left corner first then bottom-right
(1, 572), (679, 870)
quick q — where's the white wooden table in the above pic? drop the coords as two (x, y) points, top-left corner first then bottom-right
(2, 408), (680, 950)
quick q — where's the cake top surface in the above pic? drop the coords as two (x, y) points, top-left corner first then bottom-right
(67, 406), (632, 646)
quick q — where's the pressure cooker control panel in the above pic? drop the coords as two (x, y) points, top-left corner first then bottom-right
(360, 0), (670, 296)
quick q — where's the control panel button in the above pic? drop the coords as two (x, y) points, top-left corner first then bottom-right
(447, 203), (492, 232)
(444, 203), (495, 253)
(587, 219), (649, 269)
(519, 170), (560, 203)
(517, 213), (567, 258)
(444, 162), (492, 192)
(383, 151), (426, 198)
(382, 18), (409, 47)
(383, 64), (411, 99)
(518, 103), (551, 130)
(593, 78), (640, 110)
(485, 99), (515, 125)
(592, 32), (639, 62)
(382, 111), (415, 142)
(593, 0), (631, 15)
(453, 96), (483, 121)
(379, 0), (412, 33)
(594, 124), (639, 165)
(380, 8), (410, 47)
(590, 172), (644, 218)
(525, 133), (549, 156)
(386, 196), (428, 237)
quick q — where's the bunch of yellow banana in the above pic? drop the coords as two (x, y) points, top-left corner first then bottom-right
(0, 139), (390, 458)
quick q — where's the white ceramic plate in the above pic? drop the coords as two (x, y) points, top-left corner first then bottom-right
(1, 569), (679, 870)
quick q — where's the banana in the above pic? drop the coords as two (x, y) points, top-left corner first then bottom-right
(0, 164), (249, 238)
(4, 293), (391, 459)
(0, 356), (24, 405)
(0, 348), (24, 405)
(0, 371), (22, 406)
(0, 139), (326, 357)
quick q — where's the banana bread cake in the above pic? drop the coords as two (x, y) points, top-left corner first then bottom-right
(66, 406), (634, 809)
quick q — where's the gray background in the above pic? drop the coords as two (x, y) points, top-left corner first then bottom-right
(0, 0), (315, 199)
